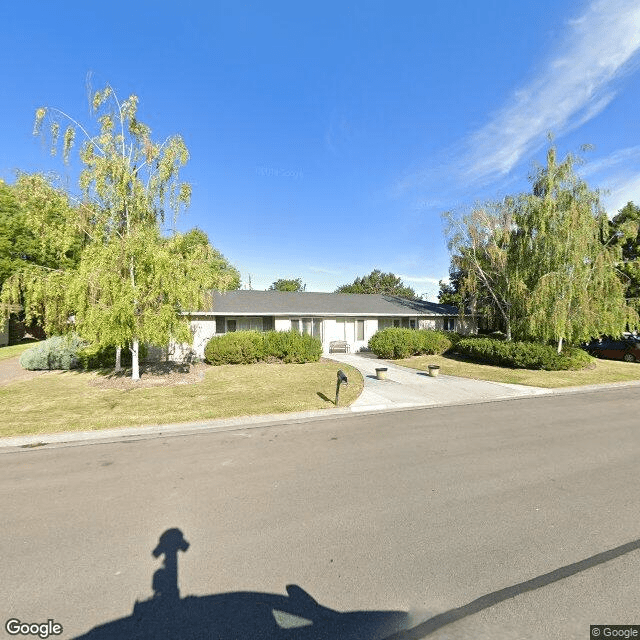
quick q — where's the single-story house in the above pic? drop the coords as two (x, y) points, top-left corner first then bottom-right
(170, 290), (477, 360)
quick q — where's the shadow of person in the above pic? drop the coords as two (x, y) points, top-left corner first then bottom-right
(151, 528), (190, 603)
(74, 528), (411, 639)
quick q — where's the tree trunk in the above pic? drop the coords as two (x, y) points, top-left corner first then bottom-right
(557, 336), (563, 354)
(131, 338), (140, 380)
(115, 346), (122, 372)
(505, 321), (512, 342)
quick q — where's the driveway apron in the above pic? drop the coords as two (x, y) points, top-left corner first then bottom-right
(327, 352), (548, 411)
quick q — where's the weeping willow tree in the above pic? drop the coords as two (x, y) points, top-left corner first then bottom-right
(31, 83), (236, 379)
(511, 146), (637, 352)
(0, 173), (84, 335)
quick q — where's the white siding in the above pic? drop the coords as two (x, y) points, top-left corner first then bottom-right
(322, 317), (379, 353)
(274, 317), (290, 332)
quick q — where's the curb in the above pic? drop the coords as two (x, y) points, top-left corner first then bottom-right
(2, 378), (639, 451)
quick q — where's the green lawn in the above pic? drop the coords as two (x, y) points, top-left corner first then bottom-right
(0, 361), (363, 438)
(394, 353), (640, 388)
(0, 341), (39, 361)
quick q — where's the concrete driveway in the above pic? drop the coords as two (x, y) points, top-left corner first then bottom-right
(328, 352), (548, 411)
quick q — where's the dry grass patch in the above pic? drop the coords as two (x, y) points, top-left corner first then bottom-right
(395, 353), (640, 388)
(0, 361), (363, 438)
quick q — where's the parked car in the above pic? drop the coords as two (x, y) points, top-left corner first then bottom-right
(584, 336), (640, 362)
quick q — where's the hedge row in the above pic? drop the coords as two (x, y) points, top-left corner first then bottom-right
(454, 337), (593, 370)
(368, 328), (453, 359)
(204, 330), (322, 365)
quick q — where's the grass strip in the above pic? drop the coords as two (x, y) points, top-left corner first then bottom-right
(395, 354), (640, 388)
(0, 342), (39, 362)
(0, 361), (363, 438)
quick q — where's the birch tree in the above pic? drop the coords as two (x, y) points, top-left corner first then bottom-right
(32, 84), (233, 379)
(443, 198), (519, 339)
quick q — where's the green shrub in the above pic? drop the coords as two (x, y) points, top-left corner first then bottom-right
(442, 331), (463, 348)
(415, 330), (452, 355)
(454, 337), (593, 370)
(203, 330), (322, 366)
(77, 343), (149, 370)
(204, 331), (265, 365)
(272, 331), (322, 363)
(19, 334), (88, 370)
(368, 328), (452, 359)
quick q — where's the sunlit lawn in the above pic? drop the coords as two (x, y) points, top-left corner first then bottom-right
(0, 341), (39, 361)
(394, 353), (640, 388)
(0, 361), (363, 438)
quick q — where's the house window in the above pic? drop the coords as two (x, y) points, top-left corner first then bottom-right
(356, 319), (364, 341)
(227, 319), (236, 332)
(393, 319), (400, 328)
(291, 318), (322, 339)
(216, 316), (226, 334)
(444, 318), (456, 331)
(410, 319), (416, 329)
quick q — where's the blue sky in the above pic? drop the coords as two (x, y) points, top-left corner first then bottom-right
(3, 1), (640, 299)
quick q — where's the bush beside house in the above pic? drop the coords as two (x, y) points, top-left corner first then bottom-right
(368, 328), (453, 359)
(204, 330), (322, 365)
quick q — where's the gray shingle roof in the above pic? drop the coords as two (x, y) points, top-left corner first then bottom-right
(195, 290), (458, 316)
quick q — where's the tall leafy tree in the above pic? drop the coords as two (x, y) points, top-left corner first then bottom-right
(443, 199), (517, 339)
(0, 173), (84, 333)
(31, 83), (235, 379)
(608, 201), (640, 313)
(172, 229), (241, 294)
(269, 278), (305, 291)
(335, 269), (416, 298)
(511, 146), (636, 351)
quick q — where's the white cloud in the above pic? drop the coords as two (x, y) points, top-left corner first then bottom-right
(308, 266), (340, 275)
(580, 146), (640, 177)
(398, 274), (442, 285)
(464, 0), (640, 183)
(601, 174), (640, 213)
(577, 146), (640, 213)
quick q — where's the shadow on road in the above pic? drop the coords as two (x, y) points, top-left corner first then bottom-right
(74, 528), (640, 639)
(74, 528), (411, 639)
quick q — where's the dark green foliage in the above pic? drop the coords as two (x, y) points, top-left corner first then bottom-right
(268, 278), (305, 291)
(335, 269), (416, 299)
(77, 343), (149, 370)
(368, 328), (452, 359)
(437, 270), (464, 307)
(204, 330), (322, 365)
(19, 334), (87, 370)
(443, 331), (463, 347)
(204, 331), (265, 365)
(454, 337), (593, 370)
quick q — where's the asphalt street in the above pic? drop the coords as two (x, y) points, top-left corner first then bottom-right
(1, 387), (639, 639)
